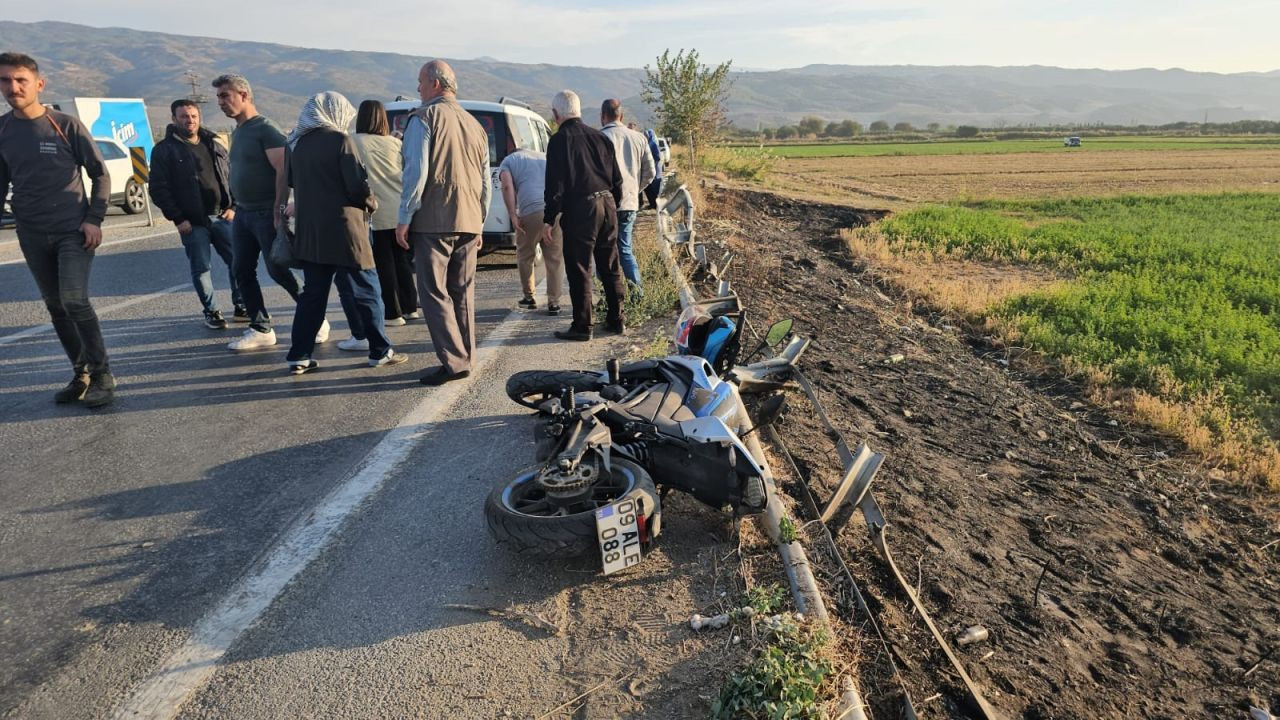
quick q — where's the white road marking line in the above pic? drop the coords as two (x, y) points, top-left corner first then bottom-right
(112, 284), (546, 720)
(0, 283), (188, 346)
(0, 228), (177, 266)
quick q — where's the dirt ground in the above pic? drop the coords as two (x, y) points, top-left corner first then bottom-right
(766, 149), (1280, 209)
(694, 186), (1280, 719)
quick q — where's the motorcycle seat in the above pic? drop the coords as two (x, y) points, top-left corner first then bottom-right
(620, 382), (696, 424)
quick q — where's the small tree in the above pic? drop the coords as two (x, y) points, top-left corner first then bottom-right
(836, 119), (861, 137)
(824, 121), (841, 137)
(775, 125), (797, 140)
(798, 116), (825, 137)
(955, 125), (980, 138)
(761, 127), (775, 140)
(926, 122), (941, 133)
(869, 120), (890, 133)
(641, 48), (733, 173)
(893, 121), (914, 132)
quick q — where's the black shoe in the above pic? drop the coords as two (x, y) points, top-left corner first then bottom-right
(602, 319), (626, 336)
(54, 374), (90, 404)
(517, 297), (537, 310)
(546, 304), (561, 316)
(83, 372), (116, 409)
(232, 305), (250, 323)
(555, 326), (593, 342)
(419, 367), (470, 386)
(203, 309), (228, 329)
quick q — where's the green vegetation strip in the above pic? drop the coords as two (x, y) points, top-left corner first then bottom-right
(879, 193), (1280, 435)
(761, 136), (1280, 158)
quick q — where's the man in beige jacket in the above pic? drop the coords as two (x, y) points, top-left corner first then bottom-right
(395, 60), (491, 386)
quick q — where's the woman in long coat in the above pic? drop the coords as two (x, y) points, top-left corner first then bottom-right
(284, 91), (408, 374)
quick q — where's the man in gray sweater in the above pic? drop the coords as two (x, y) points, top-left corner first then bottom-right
(0, 52), (115, 408)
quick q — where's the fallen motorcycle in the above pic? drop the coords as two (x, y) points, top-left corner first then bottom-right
(485, 308), (809, 573)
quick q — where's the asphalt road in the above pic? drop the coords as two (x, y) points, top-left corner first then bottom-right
(0, 209), (639, 718)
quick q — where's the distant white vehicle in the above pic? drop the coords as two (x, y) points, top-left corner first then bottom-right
(383, 97), (551, 254)
(89, 136), (148, 214)
(1064, 136), (1082, 147)
(656, 136), (672, 165)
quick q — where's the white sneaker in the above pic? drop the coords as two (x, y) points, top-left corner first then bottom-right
(228, 327), (277, 351)
(404, 311), (423, 320)
(385, 316), (407, 326)
(369, 349), (409, 367)
(337, 336), (369, 352)
(315, 318), (331, 344)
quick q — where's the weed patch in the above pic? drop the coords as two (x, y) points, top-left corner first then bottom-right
(712, 614), (834, 719)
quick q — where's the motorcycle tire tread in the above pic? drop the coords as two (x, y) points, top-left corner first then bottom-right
(505, 370), (605, 409)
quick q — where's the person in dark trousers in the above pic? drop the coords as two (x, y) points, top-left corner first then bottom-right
(149, 99), (243, 329)
(283, 91), (407, 374)
(643, 128), (663, 210)
(0, 52), (115, 407)
(543, 89), (625, 341)
(352, 100), (418, 333)
(213, 73), (326, 351)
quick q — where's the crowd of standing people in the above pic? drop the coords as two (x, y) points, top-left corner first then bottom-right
(0, 51), (665, 407)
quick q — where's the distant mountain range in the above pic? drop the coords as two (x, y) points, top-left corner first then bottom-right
(3, 21), (1278, 134)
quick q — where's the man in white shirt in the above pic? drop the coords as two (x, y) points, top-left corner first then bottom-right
(599, 99), (655, 293)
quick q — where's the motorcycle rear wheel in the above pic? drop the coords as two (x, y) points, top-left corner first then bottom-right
(505, 370), (605, 409)
(485, 458), (659, 558)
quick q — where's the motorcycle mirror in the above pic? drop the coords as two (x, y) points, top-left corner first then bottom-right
(764, 319), (794, 347)
(741, 394), (788, 438)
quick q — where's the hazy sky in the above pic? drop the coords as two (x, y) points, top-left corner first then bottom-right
(24, 0), (1278, 73)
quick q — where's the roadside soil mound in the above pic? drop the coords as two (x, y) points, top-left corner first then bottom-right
(699, 186), (1280, 718)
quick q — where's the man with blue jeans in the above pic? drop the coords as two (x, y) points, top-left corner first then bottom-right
(212, 73), (327, 350)
(149, 99), (242, 328)
(0, 52), (116, 408)
(599, 99), (655, 293)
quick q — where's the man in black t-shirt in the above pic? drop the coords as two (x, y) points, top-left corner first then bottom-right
(0, 52), (116, 408)
(149, 99), (242, 329)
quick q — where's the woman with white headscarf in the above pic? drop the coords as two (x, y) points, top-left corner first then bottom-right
(283, 91), (408, 374)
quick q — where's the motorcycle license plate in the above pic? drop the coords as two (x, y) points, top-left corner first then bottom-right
(595, 498), (643, 575)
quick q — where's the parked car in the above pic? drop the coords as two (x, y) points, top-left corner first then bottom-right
(383, 97), (551, 254)
(656, 136), (672, 165)
(87, 136), (148, 214)
(1063, 136), (1082, 147)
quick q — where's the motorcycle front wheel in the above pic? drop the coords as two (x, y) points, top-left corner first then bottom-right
(484, 457), (659, 558)
(505, 370), (606, 409)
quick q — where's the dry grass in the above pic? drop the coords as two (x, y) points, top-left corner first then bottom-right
(768, 149), (1280, 210)
(842, 225), (1064, 322)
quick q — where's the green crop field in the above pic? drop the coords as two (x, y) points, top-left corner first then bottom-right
(871, 193), (1280, 461)
(760, 136), (1280, 158)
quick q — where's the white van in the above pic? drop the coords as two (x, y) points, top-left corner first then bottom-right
(383, 97), (551, 253)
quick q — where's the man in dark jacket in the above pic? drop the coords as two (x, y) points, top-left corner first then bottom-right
(149, 99), (243, 329)
(543, 89), (625, 341)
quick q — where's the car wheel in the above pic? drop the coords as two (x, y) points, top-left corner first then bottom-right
(121, 179), (147, 215)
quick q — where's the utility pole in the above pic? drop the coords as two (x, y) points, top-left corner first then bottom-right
(185, 71), (208, 105)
